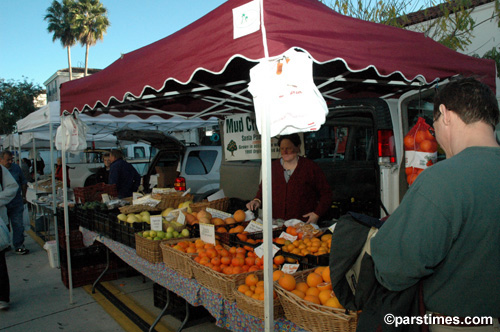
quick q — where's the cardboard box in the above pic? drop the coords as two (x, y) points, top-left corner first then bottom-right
(155, 166), (177, 188)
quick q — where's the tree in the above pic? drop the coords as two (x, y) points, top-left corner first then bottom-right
(227, 140), (238, 156)
(72, 0), (110, 76)
(45, 0), (78, 80)
(0, 78), (44, 135)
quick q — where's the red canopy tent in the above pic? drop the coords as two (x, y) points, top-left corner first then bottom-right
(60, 0), (496, 117)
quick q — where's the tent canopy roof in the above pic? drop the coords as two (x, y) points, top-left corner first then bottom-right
(60, 0), (496, 118)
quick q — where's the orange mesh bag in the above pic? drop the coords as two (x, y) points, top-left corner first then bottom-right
(404, 117), (438, 185)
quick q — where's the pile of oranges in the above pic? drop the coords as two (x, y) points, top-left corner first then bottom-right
(184, 209), (246, 226)
(275, 266), (343, 309)
(237, 274), (278, 301)
(279, 233), (332, 260)
(174, 239), (265, 274)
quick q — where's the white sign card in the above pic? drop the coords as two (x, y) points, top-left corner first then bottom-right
(150, 215), (163, 232)
(282, 263), (300, 274)
(244, 220), (263, 233)
(133, 192), (143, 201)
(176, 211), (186, 225)
(279, 232), (297, 242)
(254, 243), (280, 259)
(200, 223), (216, 245)
(233, 0), (260, 39)
(207, 189), (225, 202)
(328, 223), (337, 234)
(101, 193), (110, 203)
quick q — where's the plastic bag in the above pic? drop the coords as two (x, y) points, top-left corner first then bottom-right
(55, 113), (88, 151)
(248, 49), (328, 137)
(404, 117), (438, 185)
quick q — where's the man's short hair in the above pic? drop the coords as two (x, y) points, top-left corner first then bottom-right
(433, 77), (499, 129)
(110, 149), (124, 160)
(103, 152), (110, 157)
(0, 150), (13, 159)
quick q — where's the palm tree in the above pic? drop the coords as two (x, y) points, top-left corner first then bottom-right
(45, 0), (78, 80)
(73, 0), (110, 76)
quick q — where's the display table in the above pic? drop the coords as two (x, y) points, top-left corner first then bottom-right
(79, 227), (307, 332)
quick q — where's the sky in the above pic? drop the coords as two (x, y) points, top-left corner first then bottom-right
(0, 0), (228, 86)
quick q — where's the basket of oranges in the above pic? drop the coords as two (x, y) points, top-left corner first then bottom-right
(160, 238), (199, 278)
(274, 267), (358, 332)
(188, 242), (265, 301)
(233, 272), (284, 320)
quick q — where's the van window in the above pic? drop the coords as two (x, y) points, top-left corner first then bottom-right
(185, 150), (218, 175)
(134, 146), (146, 158)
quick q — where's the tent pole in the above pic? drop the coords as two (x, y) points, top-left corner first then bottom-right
(32, 138), (38, 197)
(49, 123), (60, 251)
(61, 117), (73, 304)
(258, 0), (274, 331)
(17, 132), (21, 164)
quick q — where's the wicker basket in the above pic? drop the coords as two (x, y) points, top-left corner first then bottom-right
(189, 258), (258, 301)
(190, 197), (230, 213)
(154, 193), (193, 210)
(135, 233), (168, 263)
(275, 270), (358, 332)
(233, 276), (284, 319)
(160, 239), (197, 278)
(119, 204), (162, 214)
(73, 183), (117, 204)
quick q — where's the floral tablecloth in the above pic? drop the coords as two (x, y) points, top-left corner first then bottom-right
(80, 227), (307, 332)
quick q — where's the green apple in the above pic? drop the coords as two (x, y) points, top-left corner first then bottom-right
(150, 230), (157, 238)
(181, 229), (190, 238)
(143, 231), (150, 238)
(154, 237), (162, 241)
(172, 231), (179, 238)
(165, 232), (173, 240)
(156, 231), (165, 238)
(137, 232), (143, 237)
(146, 237), (153, 240)
(166, 226), (175, 233)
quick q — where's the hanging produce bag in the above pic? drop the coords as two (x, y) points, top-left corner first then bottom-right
(404, 117), (438, 185)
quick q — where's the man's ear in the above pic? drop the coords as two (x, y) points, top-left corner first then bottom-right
(439, 104), (452, 125)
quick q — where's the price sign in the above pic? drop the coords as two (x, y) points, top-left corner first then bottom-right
(133, 192), (143, 200)
(101, 193), (110, 203)
(200, 223), (216, 245)
(328, 223), (337, 234)
(279, 232), (297, 242)
(244, 220), (263, 233)
(177, 211), (186, 225)
(150, 215), (163, 231)
(253, 243), (280, 258)
(282, 263), (300, 274)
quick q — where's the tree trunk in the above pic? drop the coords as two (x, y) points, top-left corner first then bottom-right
(67, 46), (73, 81)
(84, 43), (90, 76)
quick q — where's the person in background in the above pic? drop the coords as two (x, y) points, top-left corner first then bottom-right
(95, 152), (111, 184)
(246, 133), (332, 224)
(54, 157), (70, 187)
(20, 158), (32, 183)
(0, 164), (19, 310)
(371, 77), (500, 331)
(0, 151), (28, 255)
(108, 150), (141, 198)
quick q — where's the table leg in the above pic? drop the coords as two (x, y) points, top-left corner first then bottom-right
(92, 247), (110, 294)
(177, 299), (190, 332)
(149, 289), (170, 332)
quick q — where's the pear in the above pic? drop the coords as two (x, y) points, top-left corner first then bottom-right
(117, 214), (128, 222)
(161, 208), (174, 217)
(127, 215), (139, 223)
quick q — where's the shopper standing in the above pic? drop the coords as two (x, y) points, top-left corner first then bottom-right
(0, 164), (20, 310)
(371, 77), (500, 331)
(108, 150), (141, 198)
(0, 151), (29, 255)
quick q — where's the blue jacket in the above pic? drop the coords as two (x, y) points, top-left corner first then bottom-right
(108, 159), (141, 198)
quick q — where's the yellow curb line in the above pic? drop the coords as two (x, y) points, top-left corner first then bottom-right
(83, 282), (172, 332)
(26, 229), (46, 248)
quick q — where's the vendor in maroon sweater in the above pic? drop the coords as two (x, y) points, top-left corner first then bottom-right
(246, 134), (332, 224)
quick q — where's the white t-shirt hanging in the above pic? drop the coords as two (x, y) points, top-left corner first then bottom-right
(248, 49), (328, 137)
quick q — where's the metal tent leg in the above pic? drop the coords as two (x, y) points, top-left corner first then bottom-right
(177, 300), (190, 332)
(92, 247), (110, 294)
(149, 290), (170, 332)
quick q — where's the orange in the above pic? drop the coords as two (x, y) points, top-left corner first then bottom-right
(291, 289), (306, 299)
(286, 226), (298, 236)
(273, 270), (284, 282)
(295, 282), (309, 293)
(238, 284), (250, 293)
(325, 297), (344, 309)
(304, 295), (321, 305)
(278, 273), (296, 291)
(319, 289), (333, 305)
(320, 233), (332, 242)
(414, 130), (427, 144)
(273, 255), (285, 265)
(306, 272), (323, 288)
(322, 266), (331, 283)
(305, 287), (320, 297)
(245, 274), (259, 287)
(233, 210), (246, 222)
(216, 226), (227, 233)
(314, 266), (326, 275)
(404, 135), (415, 149)
(225, 217), (236, 225)
(244, 290), (254, 297)
(407, 173), (419, 186)
(317, 282), (332, 291)
(254, 285), (265, 294)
